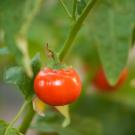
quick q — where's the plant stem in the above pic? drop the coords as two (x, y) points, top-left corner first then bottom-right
(72, 0), (77, 20)
(58, 0), (97, 61)
(4, 101), (28, 135)
(19, 102), (35, 134)
(58, 0), (72, 19)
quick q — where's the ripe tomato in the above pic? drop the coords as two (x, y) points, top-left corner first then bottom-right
(34, 68), (82, 106)
(92, 68), (128, 92)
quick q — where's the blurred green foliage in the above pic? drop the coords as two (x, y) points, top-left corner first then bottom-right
(0, 120), (21, 135)
(0, 0), (135, 135)
(4, 53), (41, 99)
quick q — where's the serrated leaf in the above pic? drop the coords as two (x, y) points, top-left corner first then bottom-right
(0, 120), (22, 135)
(88, 0), (135, 85)
(4, 53), (41, 99)
(77, 0), (86, 15)
(97, 44), (129, 85)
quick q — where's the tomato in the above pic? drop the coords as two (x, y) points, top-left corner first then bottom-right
(34, 68), (82, 106)
(92, 68), (128, 92)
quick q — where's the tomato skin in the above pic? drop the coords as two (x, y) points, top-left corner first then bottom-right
(92, 68), (128, 92)
(34, 68), (82, 106)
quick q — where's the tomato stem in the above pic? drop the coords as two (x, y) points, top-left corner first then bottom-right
(45, 43), (56, 61)
(58, 0), (97, 62)
(4, 101), (28, 135)
(19, 102), (35, 134)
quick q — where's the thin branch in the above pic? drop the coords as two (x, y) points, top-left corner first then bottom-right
(4, 101), (28, 135)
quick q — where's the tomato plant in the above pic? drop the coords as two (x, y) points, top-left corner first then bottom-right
(0, 0), (135, 135)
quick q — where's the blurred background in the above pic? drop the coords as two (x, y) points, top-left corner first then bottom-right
(0, 0), (135, 135)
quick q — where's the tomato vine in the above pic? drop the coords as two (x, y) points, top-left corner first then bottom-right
(3, 0), (98, 134)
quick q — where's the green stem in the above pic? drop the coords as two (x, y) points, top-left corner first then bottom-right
(58, 0), (97, 61)
(4, 101), (28, 135)
(58, 0), (72, 19)
(19, 102), (35, 134)
(72, 0), (77, 20)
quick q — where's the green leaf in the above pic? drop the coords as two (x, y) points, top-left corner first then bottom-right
(4, 53), (41, 99)
(88, 0), (135, 85)
(4, 66), (33, 99)
(97, 44), (129, 85)
(31, 53), (41, 75)
(77, 0), (86, 15)
(31, 110), (101, 135)
(0, 120), (22, 135)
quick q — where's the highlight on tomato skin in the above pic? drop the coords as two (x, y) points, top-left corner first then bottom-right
(92, 68), (128, 92)
(34, 67), (82, 106)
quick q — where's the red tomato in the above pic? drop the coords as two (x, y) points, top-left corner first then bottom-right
(92, 68), (128, 92)
(34, 68), (82, 106)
